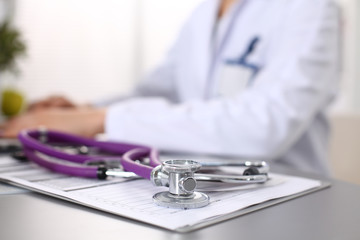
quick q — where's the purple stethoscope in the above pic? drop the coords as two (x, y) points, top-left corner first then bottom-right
(17, 129), (269, 209)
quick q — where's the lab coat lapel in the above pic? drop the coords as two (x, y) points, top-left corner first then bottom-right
(199, 0), (247, 99)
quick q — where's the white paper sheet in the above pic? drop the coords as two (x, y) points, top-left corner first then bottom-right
(0, 155), (323, 231)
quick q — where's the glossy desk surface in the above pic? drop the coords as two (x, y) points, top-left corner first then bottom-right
(0, 171), (360, 240)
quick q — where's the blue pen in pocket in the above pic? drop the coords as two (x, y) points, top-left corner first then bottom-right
(225, 36), (261, 85)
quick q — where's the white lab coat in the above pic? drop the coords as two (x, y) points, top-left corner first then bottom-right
(105, 0), (340, 175)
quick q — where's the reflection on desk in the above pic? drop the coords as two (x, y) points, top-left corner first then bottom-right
(0, 178), (359, 240)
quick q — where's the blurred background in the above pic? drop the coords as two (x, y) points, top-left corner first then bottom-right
(0, 0), (359, 184)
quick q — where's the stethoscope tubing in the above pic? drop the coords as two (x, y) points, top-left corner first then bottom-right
(23, 147), (99, 178)
(18, 130), (151, 163)
(18, 129), (155, 179)
(121, 148), (161, 180)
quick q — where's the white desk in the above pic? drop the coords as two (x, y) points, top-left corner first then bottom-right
(0, 170), (359, 240)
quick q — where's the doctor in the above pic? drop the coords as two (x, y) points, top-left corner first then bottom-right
(1, 0), (340, 175)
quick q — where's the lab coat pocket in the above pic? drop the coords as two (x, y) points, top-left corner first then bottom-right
(217, 63), (253, 97)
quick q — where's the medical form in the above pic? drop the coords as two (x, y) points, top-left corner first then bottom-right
(0, 155), (327, 232)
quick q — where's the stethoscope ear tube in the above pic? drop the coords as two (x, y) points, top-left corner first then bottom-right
(194, 172), (268, 184)
(17, 129), (154, 179)
(18, 130), (93, 164)
(23, 148), (99, 178)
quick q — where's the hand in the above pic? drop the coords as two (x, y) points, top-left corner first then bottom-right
(0, 108), (106, 138)
(27, 95), (78, 112)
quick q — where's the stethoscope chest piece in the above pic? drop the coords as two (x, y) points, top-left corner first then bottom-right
(152, 160), (210, 209)
(153, 191), (209, 209)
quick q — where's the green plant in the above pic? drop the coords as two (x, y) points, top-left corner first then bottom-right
(0, 21), (26, 73)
